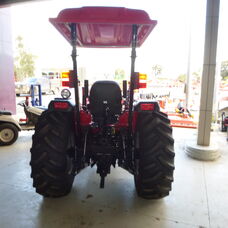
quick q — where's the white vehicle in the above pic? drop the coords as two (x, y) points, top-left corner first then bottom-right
(15, 77), (60, 96)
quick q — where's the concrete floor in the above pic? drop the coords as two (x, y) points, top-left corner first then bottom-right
(0, 128), (227, 228)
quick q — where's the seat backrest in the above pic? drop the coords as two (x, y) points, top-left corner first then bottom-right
(89, 80), (122, 123)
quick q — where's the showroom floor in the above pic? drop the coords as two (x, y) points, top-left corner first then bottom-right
(0, 127), (227, 228)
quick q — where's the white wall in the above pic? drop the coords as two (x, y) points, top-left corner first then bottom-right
(0, 7), (16, 114)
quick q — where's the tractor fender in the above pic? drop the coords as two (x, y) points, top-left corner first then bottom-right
(0, 115), (21, 131)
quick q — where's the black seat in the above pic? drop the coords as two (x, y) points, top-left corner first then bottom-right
(89, 80), (122, 124)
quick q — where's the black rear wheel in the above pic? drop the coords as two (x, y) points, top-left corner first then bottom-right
(30, 110), (76, 197)
(134, 111), (175, 199)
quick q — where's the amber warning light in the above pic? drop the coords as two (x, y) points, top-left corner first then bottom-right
(61, 72), (70, 78)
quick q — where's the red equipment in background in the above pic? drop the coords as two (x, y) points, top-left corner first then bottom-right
(157, 100), (198, 129)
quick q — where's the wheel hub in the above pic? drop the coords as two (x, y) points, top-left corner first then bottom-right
(0, 128), (14, 143)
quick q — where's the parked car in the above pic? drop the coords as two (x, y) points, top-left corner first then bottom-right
(15, 77), (56, 96)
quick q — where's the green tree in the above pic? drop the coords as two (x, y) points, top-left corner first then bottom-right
(177, 74), (186, 83)
(152, 64), (162, 77)
(114, 68), (125, 80)
(192, 70), (201, 83)
(221, 60), (228, 80)
(14, 36), (36, 81)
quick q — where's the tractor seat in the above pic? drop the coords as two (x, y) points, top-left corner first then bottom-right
(89, 80), (122, 124)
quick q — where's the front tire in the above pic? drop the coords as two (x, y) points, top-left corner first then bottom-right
(0, 123), (18, 146)
(30, 110), (76, 197)
(134, 111), (175, 199)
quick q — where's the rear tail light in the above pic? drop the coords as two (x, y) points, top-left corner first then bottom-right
(62, 81), (70, 87)
(134, 72), (147, 89)
(139, 82), (147, 88)
(61, 71), (74, 88)
(138, 73), (147, 88)
(53, 102), (69, 109)
(140, 103), (155, 111)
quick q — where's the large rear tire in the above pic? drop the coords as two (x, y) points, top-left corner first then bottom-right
(30, 110), (76, 197)
(134, 111), (175, 199)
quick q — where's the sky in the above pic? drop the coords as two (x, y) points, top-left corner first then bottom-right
(10, 0), (228, 80)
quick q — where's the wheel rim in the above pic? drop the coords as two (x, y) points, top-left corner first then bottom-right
(0, 128), (14, 143)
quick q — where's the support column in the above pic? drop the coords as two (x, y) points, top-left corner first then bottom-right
(186, 0), (220, 160)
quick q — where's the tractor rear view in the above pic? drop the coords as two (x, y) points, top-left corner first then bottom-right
(30, 7), (175, 199)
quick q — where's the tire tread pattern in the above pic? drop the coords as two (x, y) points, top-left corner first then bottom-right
(30, 110), (75, 197)
(134, 111), (175, 199)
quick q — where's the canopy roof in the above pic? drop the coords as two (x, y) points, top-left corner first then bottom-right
(49, 7), (157, 48)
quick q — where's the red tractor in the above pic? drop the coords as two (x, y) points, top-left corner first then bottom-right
(30, 7), (175, 199)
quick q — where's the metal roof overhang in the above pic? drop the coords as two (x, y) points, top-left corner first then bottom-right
(49, 7), (157, 48)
